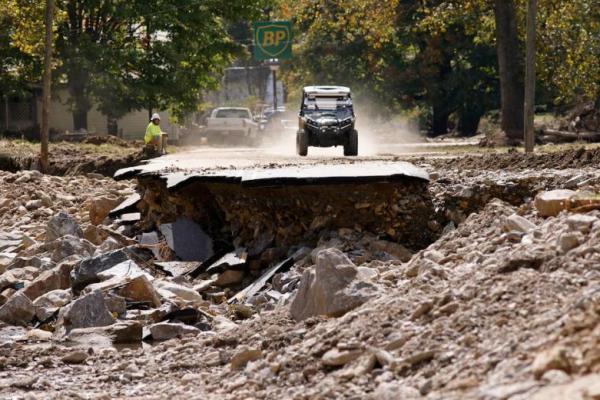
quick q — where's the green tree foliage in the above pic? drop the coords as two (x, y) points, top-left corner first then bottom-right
(278, 0), (599, 136)
(2, 0), (271, 130)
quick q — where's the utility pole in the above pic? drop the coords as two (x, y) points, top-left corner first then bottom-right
(40, 0), (54, 173)
(524, 0), (537, 153)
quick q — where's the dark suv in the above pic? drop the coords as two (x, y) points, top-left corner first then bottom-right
(296, 86), (358, 156)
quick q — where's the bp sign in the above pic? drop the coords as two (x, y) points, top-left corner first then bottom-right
(253, 21), (292, 61)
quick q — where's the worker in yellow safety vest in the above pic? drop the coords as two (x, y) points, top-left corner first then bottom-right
(144, 113), (168, 156)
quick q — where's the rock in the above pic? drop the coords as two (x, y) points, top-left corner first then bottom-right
(356, 266), (378, 281)
(230, 347), (262, 369)
(67, 321), (143, 344)
(290, 248), (378, 321)
(26, 328), (53, 340)
(370, 240), (412, 262)
(56, 290), (115, 334)
(321, 348), (363, 366)
(46, 212), (83, 242)
(566, 214), (597, 232)
(83, 225), (109, 246)
(32, 289), (72, 320)
(534, 190), (576, 217)
(503, 214), (536, 233)
(22, 262), (73, 301)
(61, 350), (88, 364)
(118, 275), (161, 307)
(0, 291), (35, 326)
(148, 322), (202, 341)
(104, 294), (127, 316)
(154, 281), (204, 304)
(70, 249), (130, 292)
(530, 373), (600, 400)
(214, 269), (244, 286)
(531, 346), (572, 379)
(557, 232), (582, 253)
(89, 197), (122, 225)
(371, 382), (422, 400)
(49, 235), (95, 263)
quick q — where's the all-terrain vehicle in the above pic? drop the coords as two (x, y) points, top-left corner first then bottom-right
(296, 86), (358, 156)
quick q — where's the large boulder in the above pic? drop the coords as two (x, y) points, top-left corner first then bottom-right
(56, 290), (115, 334)
(0, 291), (35, 325)
(290, 248), (378, 321)
(46, 212), (83, 242)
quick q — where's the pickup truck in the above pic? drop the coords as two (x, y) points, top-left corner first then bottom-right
(204, 107), (259, 145)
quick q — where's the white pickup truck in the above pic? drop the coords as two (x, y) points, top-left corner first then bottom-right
(204, 107), (259, 145)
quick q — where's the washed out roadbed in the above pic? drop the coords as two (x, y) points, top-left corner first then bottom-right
(0, 146), (599, 399)
(0, 138), (145, 177)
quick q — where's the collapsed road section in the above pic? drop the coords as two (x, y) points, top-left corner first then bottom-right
(115, 162), (436, 261)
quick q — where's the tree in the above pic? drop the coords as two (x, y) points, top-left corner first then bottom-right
(40, 0), (54, 172)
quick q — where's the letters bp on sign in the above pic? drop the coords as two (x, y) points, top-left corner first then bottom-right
(253, 21), (292, 61)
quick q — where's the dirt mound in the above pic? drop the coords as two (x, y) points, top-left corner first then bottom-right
(81, 135), (136, 147)
(428, 146), (600, 171)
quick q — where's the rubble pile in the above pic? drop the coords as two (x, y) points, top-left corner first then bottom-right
(0, 160), (599, 399)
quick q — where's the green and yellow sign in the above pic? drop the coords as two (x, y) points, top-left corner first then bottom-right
(253, 21), (292, 61)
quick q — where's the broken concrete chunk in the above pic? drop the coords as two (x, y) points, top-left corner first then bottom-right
(96, 260), (151, 281)
(155, 261), (200, 278)
(0, 291), (35, 326)
(108, 193), (141, 218)
(290, 248), (378, 321)
(206, 249), (247, 273)
(148, 322), (202, 341)
(228, 258), (294, 304)
(160, 217), (214, 262)
(56, 290), (115, 334)
(46, 212), (83, 242)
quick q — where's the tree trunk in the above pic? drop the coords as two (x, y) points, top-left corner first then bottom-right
(40, 0), (54, 173)
(432, 105), (450, 136)
(458, 110), (482, 136)
(67, 68), (90, 131)
(107, 116), (118, 136)
(494, 0), (524, 140)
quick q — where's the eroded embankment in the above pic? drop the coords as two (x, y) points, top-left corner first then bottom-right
(136, 176), (436, 254)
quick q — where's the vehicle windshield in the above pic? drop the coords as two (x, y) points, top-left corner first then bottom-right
(303, 96), (353, 119)
(215, 109), (251, 119)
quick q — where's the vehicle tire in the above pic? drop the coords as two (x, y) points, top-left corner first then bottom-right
(344, 129), (358, 156)
(297, 129), (308, 156)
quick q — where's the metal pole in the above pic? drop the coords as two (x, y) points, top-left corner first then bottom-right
(272, 69), (278, 112)
(524, 0), (536, 153)
(40, 0), (54, 173)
